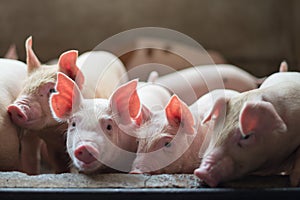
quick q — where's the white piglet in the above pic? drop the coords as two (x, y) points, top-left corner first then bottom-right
(0, 59), (26, 171)
(50, 73), (171, 173)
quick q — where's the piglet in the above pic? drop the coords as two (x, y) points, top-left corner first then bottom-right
(130, 89), (239, 174)
(0, 58), (26, 171)
(7, 37), (83, 174)
(156, 64), (264, 105)
(7, 36), (128, 174)
(194, 71), (300, 187)
(50, 73), (171, 173)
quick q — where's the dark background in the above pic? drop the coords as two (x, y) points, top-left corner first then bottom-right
(0, 0), (299, 77)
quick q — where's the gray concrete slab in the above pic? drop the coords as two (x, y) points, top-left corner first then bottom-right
(0, 172), (290, 188)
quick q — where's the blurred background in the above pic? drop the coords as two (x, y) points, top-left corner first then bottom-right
(0, 0), (298, 77)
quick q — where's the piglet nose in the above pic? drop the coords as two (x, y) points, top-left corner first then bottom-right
(7, 105), (28, 123)
(74, 145), (99, 164)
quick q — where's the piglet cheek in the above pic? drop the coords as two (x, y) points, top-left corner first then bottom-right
(29, 103), (43, 119)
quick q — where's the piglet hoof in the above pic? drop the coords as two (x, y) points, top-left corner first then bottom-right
(129, 169), (144, 174)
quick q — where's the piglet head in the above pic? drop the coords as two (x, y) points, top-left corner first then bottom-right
(131, 95), (196, 174)
(195, 96), (287, 187)
(8, 36), (84, 130)
(50, 75), (143, 173)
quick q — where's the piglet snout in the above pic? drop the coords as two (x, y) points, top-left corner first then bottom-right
(74, 145), (99, 164)
(194, 167), (219, 187)
(7, 105), (28, 125)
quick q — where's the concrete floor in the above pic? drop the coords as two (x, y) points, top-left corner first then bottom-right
(0, 172), (290, 188)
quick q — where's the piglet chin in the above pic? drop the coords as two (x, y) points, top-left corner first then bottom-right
(74, 159), (102, 174)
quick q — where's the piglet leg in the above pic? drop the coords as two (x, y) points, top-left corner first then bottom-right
(39, 127), (70, 174)
(20, 132), (42, 175)
(45, 143), (70, 173)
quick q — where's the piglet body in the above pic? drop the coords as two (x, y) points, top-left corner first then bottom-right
(194, 72), (300, 187)
(76, 50), (128, 98)
(156, 64), (263, 105)
(0, 59), (26, 171)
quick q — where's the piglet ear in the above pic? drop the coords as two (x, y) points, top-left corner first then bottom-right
(5, 44), (18, 60)
(134, 105), (153, 126)
(58, 50), (84, 90)
(279, 60), (288, 72)
(110, 79), (140, 125)
(50, 72), (83, 121)
(201, 96), (228, 125)
(239, 101), (287, 137)
(25, 36), (41, 73)
(165, 95), (194, 134)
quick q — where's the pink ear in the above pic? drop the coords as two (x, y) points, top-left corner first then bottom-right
(110, 79), (140, 125)
(25, 36), (41, 73)
(58, 50), (84, 90)
(165, 95), (194, 134)
(134, 105), (153, 126)
(239, 101), (287, 137)
(50, 72), (83, 120)
(279, 60), (288, 72)
(201, 96), (228, 125)
(5, 44), (18, 60)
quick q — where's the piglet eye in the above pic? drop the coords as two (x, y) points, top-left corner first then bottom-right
(243, 135), (250, 140)
(100, 118), (114, 135)
(106, 124), (112, 131)
(49, 88), (56, 93)
(72, 122), (76, 127)
(242, 133), (252, 140)
(164, 142), (171, 148)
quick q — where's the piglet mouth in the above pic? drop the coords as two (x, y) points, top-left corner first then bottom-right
(76, 160), (101, 173)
